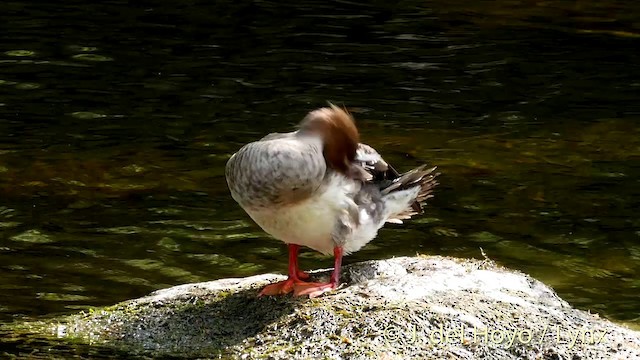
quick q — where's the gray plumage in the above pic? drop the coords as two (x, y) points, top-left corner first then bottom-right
(225, 110), (439, 256)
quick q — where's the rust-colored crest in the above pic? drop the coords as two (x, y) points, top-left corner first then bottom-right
(300, 104), (360, 174)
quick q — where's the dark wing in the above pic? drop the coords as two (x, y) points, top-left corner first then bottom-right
(350, 143), (400, 183)
(352, 143), (438, 215)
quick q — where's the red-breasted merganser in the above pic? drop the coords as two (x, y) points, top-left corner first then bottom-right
(225, 104), (438, 297)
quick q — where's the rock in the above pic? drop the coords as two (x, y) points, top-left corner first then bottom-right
(43, 256), (640, 358)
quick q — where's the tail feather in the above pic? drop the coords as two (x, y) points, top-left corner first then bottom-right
(381, 165), (439, 223)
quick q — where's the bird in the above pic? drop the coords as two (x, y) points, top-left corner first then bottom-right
(225, 104), (439, 298)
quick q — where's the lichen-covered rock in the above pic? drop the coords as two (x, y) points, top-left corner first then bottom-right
(46, 256), (640, 359)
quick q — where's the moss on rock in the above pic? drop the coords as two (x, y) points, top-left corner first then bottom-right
(29, 256), (640, 358)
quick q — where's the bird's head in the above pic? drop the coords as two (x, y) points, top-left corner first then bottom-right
(299, 104), (360, 174)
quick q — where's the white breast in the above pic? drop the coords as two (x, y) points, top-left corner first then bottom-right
(242, 173), (385, 256)
(246, 194), (341, 255)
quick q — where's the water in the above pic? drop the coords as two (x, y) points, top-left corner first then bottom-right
(1, 0), (639, 356)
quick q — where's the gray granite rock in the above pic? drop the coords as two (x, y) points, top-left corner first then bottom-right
(46, 256), (640, 359)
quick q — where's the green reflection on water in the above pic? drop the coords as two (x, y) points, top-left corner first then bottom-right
(11, 230), (55, 244)
(71, 54), (113, 62)
(4, 50), (36, 57)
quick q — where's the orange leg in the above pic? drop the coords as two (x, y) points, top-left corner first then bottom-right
(259, 244), (309, 296)
(293, 247), (343, 298)
(259, 245), (343, 298)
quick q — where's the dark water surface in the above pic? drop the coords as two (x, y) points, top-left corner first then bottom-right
(1, 0), (639, 356)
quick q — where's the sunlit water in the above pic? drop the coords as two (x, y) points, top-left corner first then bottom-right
(1, 0), (639, 356)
